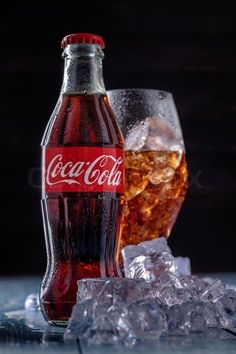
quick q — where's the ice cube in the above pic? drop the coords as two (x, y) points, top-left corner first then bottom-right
(149, 167), (175, 184)
(155, 271), (183, 290)
(181, 275), (209, 300)
(144, 116), (183, 151)
(212, 289), (236, 328)
(125, 119), (150, 151)
(214, 299), (232, 328)
(125, 172), (149, 200)
(125, 298), (167, 340)
(125, 115), (183, 152)
(150, 271), (190, 306)
(166, 303), (190, 336)
(125, 253), (175, 282)
(77, 278), (107, 303)
(223, 289), (236, 313)
(85, 314), (120, 345)
(85, 312), (137, 347)
(188, 302), (207, 333)
(121, 244), (146, 275)
(96, 278), (149, 308)
(64, 299), (96, 341)
(77, 278), (150, 309)
(106, 305), (137, 347)
(202, 302), (218, 328)
(167, 301), (207, 336)
(122, 238), (174, 280)
(174, 257), (191, 276)
(202, 276), (215, 285)
(24, 293), (40, 311)
(159, 286), (191, 307)
(200, 279), (228, 303)
(139, 238), (171, 255)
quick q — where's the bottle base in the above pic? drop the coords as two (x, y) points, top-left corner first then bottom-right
(48, 320), (68, 327)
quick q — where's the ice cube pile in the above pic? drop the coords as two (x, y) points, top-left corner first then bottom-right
(64, 238), (236, 346)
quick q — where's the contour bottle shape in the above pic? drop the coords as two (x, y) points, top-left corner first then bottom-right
(40, 33), (125, 325)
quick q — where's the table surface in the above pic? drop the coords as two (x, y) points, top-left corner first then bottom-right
(0, 274), (236, 353)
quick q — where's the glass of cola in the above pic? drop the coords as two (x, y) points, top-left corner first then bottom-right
(107, 89), (188, 252)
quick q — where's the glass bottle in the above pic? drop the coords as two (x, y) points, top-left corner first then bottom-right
(40, 33), (125, 325)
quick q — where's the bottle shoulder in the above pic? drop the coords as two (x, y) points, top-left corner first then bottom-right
(42, 94), (124, 147)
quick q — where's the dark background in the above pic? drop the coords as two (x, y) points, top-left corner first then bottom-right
(0, 2), (235, 275)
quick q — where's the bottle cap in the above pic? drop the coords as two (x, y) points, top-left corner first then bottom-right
(61, 33), (105, 49)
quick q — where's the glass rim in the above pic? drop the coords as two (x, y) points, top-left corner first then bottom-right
(107, 88), (173, 97)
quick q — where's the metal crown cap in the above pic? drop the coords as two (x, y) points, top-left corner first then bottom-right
(61, 33), (105, 49)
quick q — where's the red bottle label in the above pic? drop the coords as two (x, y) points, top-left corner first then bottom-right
(42, 147), (124, 193)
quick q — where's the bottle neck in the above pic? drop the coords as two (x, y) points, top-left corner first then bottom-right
(61, 44), (106, 95)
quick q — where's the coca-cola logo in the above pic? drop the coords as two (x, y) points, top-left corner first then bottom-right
(46, 154), (123, 186)
(43, 147), (124, 193)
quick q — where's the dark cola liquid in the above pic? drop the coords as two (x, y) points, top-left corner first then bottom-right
(40, 94), (124, 325)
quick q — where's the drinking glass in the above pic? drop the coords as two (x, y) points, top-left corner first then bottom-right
(107, 89), (188, 251)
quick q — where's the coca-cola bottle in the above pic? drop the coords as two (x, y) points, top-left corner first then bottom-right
(40, 33), (125, 325)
